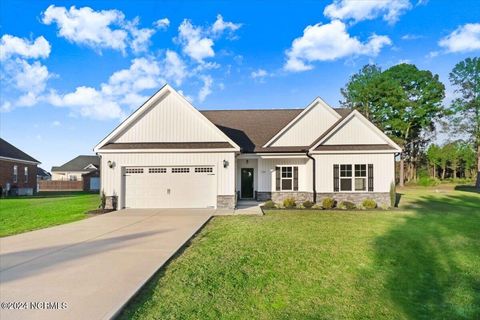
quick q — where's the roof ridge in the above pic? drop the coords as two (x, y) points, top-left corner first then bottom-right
(200, 108), (303, 112)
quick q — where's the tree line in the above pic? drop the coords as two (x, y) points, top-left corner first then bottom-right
(340, 57), (480, 189)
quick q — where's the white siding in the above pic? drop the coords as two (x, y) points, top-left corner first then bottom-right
(99, 152), (235, 208)
(51, 171), (87, 181)
(314, 153), (395, 192)
(257, 158), (312, 192)
(323, 116), (386, 145)
(271, 103), (339, 147)
(114, 92), (227, 143)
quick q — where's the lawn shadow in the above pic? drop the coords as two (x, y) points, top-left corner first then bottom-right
(454, 185), (480, 194)
(368, 192), (480, 319)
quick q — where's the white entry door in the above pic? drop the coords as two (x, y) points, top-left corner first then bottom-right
(124, 166), (216, 208)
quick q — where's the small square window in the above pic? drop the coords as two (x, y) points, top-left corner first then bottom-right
(340, 165), (352, 177)
(340, 178), (352, 191)
(355, 164), (366, 177)
(355, 178), (366, 191)
(281, 166), (292, 178)
(282, 179), (292, 190)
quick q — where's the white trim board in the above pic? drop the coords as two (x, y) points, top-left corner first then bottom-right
(309, 110), (402, 152)
(263, 97), (341, 147)
(94, 84), (240, 152)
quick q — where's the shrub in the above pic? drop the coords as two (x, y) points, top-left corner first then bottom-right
(338, 201), (356, 210)
(322, 197), (335, 209)
(263, 200), (276, 209)
(418, 176), (440, 186)
(389, 182), (396, 207)
(283, 197), (296, 209)
(303, 200), (314, 209)
(362, 198), (377, 209)
(312, 204), (323, 209)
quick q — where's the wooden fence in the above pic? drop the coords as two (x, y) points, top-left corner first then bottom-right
(38, 180), (84, 192)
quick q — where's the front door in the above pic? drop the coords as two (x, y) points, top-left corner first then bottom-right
(241, 168), (254, 199)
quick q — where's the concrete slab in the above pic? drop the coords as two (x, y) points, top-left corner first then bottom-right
(0, 209), (213, 320)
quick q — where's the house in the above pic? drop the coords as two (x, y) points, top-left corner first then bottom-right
(0, 138), (40, 196)
(51, 155), (100, 181)
(37, 167), (52, 181)
(94, 84), (401, 210)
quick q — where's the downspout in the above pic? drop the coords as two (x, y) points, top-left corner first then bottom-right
(304, 150), (317, 203)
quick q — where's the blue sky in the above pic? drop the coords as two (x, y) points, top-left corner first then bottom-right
(1, 0), (479, 171)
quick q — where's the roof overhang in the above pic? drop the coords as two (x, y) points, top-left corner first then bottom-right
(0, 156), (40, 165)
(93, 84), (241, 153)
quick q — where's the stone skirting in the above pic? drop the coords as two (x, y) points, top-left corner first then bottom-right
(105, 196), (118, 210)
(256, 191), (390, 207)
(316, 192), (390, 207)
(217, 195), (235, 209)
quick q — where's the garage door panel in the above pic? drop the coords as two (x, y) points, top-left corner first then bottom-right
(124, 166), (216, 209)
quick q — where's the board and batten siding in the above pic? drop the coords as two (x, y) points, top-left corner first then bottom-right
(113, 92), (227, 143)
(271, 103), (339, 147)
(314, 153), (395, 192)
(99, 152), (235, 208)
(257, 158), (312, 192)
(323, 116), (386, 145)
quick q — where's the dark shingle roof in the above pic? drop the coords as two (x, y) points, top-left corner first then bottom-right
(52, 155), (100, 172)
(201, 108), (351, 153)
(37, 167), (51, 177)
(0, 138), (39, 163)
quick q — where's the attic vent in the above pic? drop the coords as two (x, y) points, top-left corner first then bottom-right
(125, 168), (144, 174)
(172, 167), (190, 173)
(149, 168), (167, 173)
(195, 167), (213, 173)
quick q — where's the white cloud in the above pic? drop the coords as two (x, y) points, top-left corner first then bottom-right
(324, 0), (412, 24)
(0, 35), (51, 61)
(176, 16), (242, 63)
(52, 120), (61, 127)
(198, 75), (213, 102)
(401, 34), (423, 40)
(162, 50), (187, 86)
(438, 23), (480, 53)
(42, 5), (156, 54)
(284, 20), (391, 72)
(211, 14), (242, 36)
(251, 69), (270, 81)
(155, 18), (170, 29)
(177, 19), (215, 63)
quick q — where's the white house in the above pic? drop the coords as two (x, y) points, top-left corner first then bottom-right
(94, 84), (401, 210)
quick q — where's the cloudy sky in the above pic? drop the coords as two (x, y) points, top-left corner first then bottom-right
(1, 0), (479, 171)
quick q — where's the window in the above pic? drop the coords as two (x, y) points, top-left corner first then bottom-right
(195, 167), (213, 173)
(354, 164), (367, 191)
(149, 168), (167, 173)
(13, 165), (18, 183)
(172, 167), (189, 173)
(69, 175), (77, 181)
(281, 166), (293, 191)
(24, 167), (28, 183)
(125, 168), (144, 174)
(340, 165), (352, 191)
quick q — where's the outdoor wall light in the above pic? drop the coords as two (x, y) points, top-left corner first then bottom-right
(223, 160), (229, 168)
(107, 160), (115, 169)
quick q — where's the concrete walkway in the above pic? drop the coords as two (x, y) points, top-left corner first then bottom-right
(0, 209), (213, 320)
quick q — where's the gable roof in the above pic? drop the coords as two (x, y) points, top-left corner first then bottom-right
(37, 167), (51, 177)
(94, 84), (240, 152)
(309, 110), (402, 152)
(0, 138), (40, 163)
(263, 97), (343, 148)
(52, 155), (100, 172)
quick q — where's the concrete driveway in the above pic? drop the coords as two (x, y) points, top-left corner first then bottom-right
(0, 209), (213, 320)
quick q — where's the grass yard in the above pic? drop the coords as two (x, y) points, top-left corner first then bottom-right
(120, 185), (480, 320)
(0, 192), (99, 237)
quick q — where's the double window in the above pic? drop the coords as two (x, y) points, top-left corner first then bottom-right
(336, 164), (370, 192)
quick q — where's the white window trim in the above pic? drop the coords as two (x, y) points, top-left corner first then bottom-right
(337, 163), (369, 193)
(279, 165), (295, 191)
(13, 165), (18, 183)
(24, 167), (28, 183)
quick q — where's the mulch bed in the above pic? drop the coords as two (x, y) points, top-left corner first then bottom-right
(86, 209), (115, 215)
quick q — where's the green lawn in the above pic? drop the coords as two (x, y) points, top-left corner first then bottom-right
(120, 185), (480, 320)
(0, 192), (99, 237)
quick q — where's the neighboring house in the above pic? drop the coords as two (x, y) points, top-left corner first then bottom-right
(51, 155), (100, 181)
(37, 167), (51, 181)
(94, 84), (401, 210)
(0, 138), (40, 196)
(82, 169), (100, 191)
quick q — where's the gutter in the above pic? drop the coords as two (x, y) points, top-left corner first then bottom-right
(304, 150), (317, 203)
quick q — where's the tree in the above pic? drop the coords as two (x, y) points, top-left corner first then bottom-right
(426, 144), (441, 178)
(459, 142), (476, 178)
(438, 145), (449, 179)
(449, 57), (480, 189)
(444, 141), (461, 179)
(342, 63), (446, 186)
